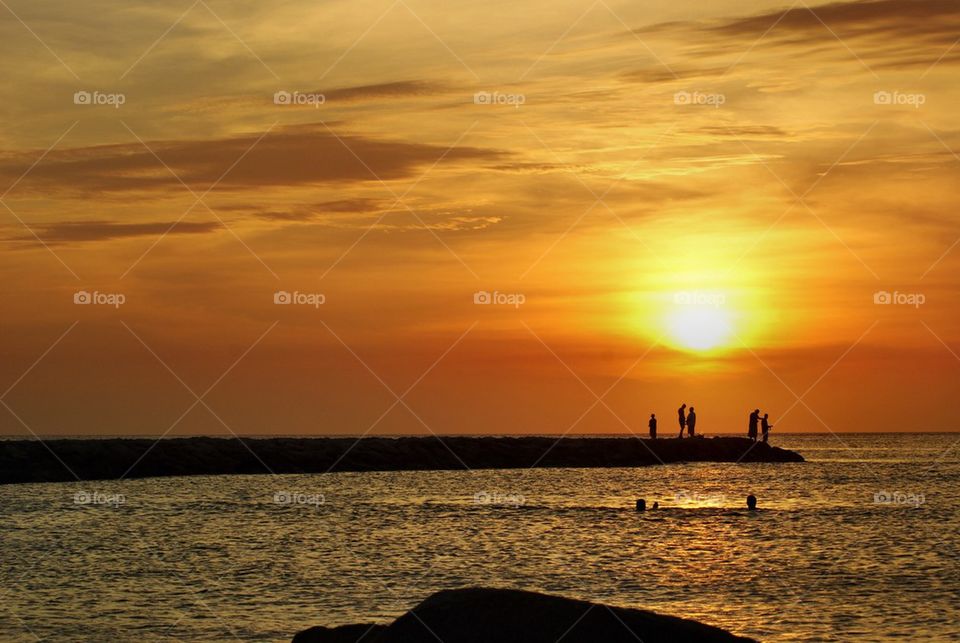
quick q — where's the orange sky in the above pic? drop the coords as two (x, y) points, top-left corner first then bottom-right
(1, 0), (959, 436)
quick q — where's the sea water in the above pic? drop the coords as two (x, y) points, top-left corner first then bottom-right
(1, 433), (957, 641)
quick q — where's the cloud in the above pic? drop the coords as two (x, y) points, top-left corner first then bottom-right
(0, 123), (502, 195)
(633, 0), (960, 72)
(174, 80), (455, 117)
(320, 80), (454, 102)
(694, 125), (794, 139)
(710, 0), (960, 70)
(244, 198), (386, 222)
(7, 220), (220, 243)
(488, 162), (583, 174)
(619, 66), (728, 84)
(710, 0), (959, 39)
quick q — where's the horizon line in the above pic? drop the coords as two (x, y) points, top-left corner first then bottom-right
(2, 431), (959, 440)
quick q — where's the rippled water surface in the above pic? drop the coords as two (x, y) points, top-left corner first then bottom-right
(2, 433), (959, 641)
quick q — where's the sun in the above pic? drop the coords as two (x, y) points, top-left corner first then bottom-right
(624, 248), (767, 355)
(665, 306), (734, 351)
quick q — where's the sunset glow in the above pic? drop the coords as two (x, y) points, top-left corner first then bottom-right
(1, 0), (959, 435)
(666, 306), (735, 352)
(2, 2), (960, 641)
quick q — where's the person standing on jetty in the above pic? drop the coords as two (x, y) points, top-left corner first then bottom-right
(686, 407), (697, 437)
(748, 409), (760, 441)
(649, 413), (657, 439)
(677, 404), (686, 438)
(761, 413), (773, 443)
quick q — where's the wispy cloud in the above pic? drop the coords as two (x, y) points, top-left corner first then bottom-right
(6, 219), (220, 243)
(0, 124), (502, 194)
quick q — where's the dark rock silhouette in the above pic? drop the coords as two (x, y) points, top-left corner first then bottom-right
(0, 436), (803, 484)
(293, 624), (386, 642)
(292, 587), (756, 643)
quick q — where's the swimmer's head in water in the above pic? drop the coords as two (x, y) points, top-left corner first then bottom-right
(746, 494), (757, 510)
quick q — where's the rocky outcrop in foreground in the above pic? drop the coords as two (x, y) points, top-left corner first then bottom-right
(292, 587), (756, 643)
(0, 435), (802, 484)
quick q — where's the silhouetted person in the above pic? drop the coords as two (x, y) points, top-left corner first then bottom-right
(677, 404), (686, 438)
(648, 413), (657, 439)
(746, 494), (757, 510)
(761, 414), (773, 443)
(748, 409), (760, 441)
(652, 501), (659, 510)
(687, 407), (696, 437)
(636, 499), (646, 512)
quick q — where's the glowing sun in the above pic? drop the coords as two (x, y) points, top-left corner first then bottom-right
(665, 299), (735, 352)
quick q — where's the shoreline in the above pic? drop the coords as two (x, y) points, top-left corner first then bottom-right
(0, 436), (802, 485)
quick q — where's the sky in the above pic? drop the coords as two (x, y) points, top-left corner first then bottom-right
(1, 0), (959, 437)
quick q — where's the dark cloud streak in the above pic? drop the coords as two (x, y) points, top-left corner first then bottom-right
(7, 220), (220, 243)
(0, 125), (501, 195)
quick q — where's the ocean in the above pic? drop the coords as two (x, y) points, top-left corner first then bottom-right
(1, 433), (957, 641)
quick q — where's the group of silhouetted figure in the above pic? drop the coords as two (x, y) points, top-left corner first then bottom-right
(645, 405), (774, 443)
(636, 494), (758, 512)
(748, 408), (774, 443)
